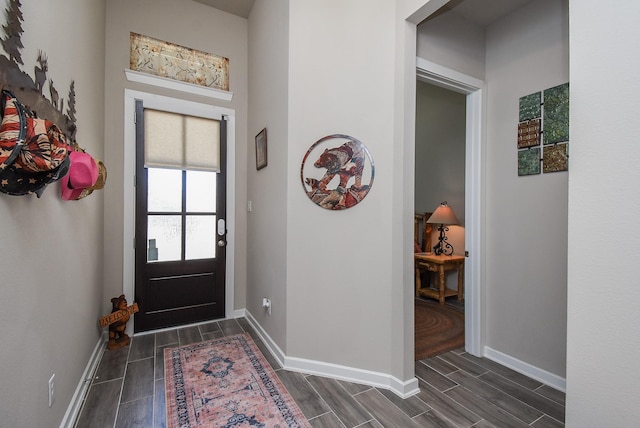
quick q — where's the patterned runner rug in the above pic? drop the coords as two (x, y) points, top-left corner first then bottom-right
(165, 333), (311, 428)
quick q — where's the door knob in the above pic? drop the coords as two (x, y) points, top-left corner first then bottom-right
(218, 240), (226, 247)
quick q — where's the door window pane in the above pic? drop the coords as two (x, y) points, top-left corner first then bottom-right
(148, 215), (181, 262)
(186, 215), (216, 260)
(148, 168), (182, 212)
(186, 170), (216, 212)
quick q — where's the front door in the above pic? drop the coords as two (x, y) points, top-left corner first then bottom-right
(134, 100), (226, 332)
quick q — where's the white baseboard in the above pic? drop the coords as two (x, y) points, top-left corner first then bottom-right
(60, 334), (106, 428)
(242, 310), (287, 366)
(242, 310), (419, 399)
(284, 356), (420, 398)
(483, 346), (566, 392)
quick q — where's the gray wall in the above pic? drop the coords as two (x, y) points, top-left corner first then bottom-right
(285, 0), (402, 375)
(484, 0), (568, 378)
(246, 0), (418, 385)
(417, 9), (486, 81)
(0, 1), (106, 426)
(566, 0), (640, 425)
(247, 0), (290, 349)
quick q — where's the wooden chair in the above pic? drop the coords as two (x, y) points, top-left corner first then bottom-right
(414, 212), (433, 252)
(414, 212), (433, 295)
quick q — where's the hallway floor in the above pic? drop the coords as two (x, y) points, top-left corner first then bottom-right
(75, 318), (565, 427)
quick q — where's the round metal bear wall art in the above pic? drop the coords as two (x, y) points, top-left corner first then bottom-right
(300, 134), (375, 210)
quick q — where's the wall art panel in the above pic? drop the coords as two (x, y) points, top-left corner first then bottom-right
(519, 91), (541, 122)
(543, 82), (570, 145)
(518, 118), (541, 149)
(518, 147), (541, 176)
(542, 143), (568, 173)
(130, 33), (229, 91)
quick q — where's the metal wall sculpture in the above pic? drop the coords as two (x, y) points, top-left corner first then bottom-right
(0, 3), (78, 148)
(300, 134), (374, 210)
(0, 0), (106, 199)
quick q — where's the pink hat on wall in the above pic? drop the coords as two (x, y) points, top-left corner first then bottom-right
(60, 150), (99, 201)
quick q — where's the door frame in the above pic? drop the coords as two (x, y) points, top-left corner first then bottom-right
(123, 89), (236, 333)
(416, 57), (485, 356)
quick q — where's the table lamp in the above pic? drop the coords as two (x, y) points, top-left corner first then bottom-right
(426, 201), (459, 256)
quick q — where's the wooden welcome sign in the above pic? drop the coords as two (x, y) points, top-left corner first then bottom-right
(98, 295), (139, 350)
(98, 303), (139, 328)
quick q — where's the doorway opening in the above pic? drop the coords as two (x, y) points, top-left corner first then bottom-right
(415, 57), (484, 357)
(414, 79), (466, 359)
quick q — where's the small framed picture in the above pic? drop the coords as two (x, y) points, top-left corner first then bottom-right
(255, 128), (268, 170)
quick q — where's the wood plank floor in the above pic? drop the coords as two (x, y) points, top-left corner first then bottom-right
(74, 317), (565, 427)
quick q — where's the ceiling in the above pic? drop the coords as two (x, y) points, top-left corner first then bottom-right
(436, 0), (532, 27)
(192, 0), (255, 18)
(192, 0), (532, 28)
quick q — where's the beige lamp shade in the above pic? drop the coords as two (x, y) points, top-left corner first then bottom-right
(427, 202), (459, 225)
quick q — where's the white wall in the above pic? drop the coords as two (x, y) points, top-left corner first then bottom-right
(247, 0), (290, 349)
(0, 1), (106, 426)
(566, 0), (640, 425)
(484, 0), (568, 377)
(104, 0), (249, 315)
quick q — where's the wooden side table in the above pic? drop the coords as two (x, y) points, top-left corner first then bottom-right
(414, 253), (465, 305)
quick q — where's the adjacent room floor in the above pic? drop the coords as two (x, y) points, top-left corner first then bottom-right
(75, 317), (565, 427)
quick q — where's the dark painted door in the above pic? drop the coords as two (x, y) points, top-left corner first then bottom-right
(134, 100), (226, 332)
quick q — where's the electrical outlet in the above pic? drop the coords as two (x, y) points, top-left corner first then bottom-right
(262, 297), (271, 315)
(48, 374), (55, 407)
